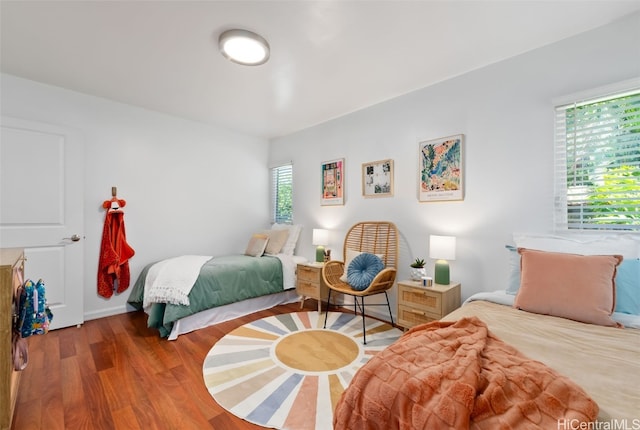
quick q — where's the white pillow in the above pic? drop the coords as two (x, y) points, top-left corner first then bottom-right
(271, 223), (302, 255)
(513, 233), (640, 259)
(263, 229), (290, 255)
(245, 233), (269, 257)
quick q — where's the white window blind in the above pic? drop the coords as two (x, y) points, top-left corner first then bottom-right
(270, 163), (293, 224)
(554, 86), (640, 231)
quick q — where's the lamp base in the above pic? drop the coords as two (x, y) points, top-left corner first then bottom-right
(315, 245), (325, 263)
(434, 260), (450, 285)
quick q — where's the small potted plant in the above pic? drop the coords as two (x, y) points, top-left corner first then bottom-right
(409, 257), (427, 281)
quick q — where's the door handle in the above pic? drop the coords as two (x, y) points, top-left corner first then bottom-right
(63, 234), (82, 242)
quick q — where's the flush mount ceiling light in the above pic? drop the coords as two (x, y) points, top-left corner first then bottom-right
(219, 29), (270, 66)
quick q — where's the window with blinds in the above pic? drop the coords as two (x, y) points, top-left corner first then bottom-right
(554, 85), (640, 231)
(270, 163), (293, 224)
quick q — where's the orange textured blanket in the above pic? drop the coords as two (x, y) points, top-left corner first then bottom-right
(334, 317), (598, 430)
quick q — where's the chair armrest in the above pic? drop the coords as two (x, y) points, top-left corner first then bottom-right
(363, 268), (397, 294)
(322, 260), (345, 287)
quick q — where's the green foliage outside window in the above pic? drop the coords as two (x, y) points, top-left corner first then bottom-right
(586, 166), (639, 226)
(563, 90), (640, 231)
(275, 180), (292, 224)
(272, 164), (293, 224)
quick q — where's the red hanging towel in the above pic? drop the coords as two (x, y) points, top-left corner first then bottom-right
(97, 199), (135, 298)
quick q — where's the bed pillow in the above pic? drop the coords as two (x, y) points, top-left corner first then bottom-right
(615, 258), (640, 315)
(245, 233), (269, 257)
(514, 248), (623, 327)
(513, 233), (639, 259)
(263, 229), (290, 255)
(508, 233), (640, 288)
(507, 247), (640, 315)
(339, 249), (385, 283)
(271, 223), (302, 255)
(505, 245), (520, 295)
(347, 253), (384, 291)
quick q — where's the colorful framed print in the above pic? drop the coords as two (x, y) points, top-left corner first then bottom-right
(418, 134), (464, 202)
(362, 159), (393, 198)
(321, 158), (344, 205)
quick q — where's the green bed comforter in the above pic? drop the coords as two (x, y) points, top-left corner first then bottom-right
(127, 255), (284, 337)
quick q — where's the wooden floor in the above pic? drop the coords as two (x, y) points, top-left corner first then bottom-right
(11, 300), (320, 430)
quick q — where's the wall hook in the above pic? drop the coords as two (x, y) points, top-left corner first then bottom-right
(103, 187), (126, 212)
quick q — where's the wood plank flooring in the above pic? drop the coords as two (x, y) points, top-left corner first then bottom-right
(11, 300), (320, 430)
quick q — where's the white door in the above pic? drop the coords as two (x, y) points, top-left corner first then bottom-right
(0, 116), (84, 330)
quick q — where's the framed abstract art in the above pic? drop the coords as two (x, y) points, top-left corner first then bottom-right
(418, 134), (464, 202)
(321, 158), (344, 205)
(362, 159), (393, 198)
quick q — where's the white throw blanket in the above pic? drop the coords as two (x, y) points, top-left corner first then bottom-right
(275, 253), (296, 289)
(143, 255), (212, 308)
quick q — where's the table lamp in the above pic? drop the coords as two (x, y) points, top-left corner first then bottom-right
(312, 229), (329, 263)
(429, 235), (456, 285)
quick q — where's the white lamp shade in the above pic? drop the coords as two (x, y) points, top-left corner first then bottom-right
(312, 229), (329, 246)
(429, 235), (456, 260)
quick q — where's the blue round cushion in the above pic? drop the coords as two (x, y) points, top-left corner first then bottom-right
(347, 253), (384, 291)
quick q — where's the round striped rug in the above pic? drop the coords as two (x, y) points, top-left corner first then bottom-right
(202, 311), (403, 430)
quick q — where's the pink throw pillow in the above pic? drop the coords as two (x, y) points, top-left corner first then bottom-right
(514, 248), (623, 327)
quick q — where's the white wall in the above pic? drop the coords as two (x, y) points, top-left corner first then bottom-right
(1, 74), (270, 320)
(269, 13), (640, 317)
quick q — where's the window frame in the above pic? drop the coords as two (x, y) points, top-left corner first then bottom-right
(553, 78), (640, 232)
(270, 162), (293, 224)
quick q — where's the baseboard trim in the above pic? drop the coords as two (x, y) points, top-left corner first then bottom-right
(84, 303), (136, 321)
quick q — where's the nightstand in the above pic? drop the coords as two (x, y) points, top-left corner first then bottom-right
(397, 280), (461, 329)
(296, 262), (329, 312)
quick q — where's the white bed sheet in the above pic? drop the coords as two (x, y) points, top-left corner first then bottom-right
(465, 290), (640, 329)
(168, 289), (300, 340)
(166, 255), (307, 340)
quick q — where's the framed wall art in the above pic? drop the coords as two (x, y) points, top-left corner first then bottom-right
(418, 134), (464, 202)
(362, 159), (393, 198)
(321, 158), (344, 205)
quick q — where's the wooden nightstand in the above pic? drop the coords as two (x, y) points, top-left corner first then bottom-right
(397, 280), (461, 329)
(296, 263), (329, 312)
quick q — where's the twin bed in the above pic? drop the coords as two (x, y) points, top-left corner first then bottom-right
(335, 233), (640, 428)
(446, 296), (639, 422)
(335, 294), (639, 429)
(127, 224), (306, 339)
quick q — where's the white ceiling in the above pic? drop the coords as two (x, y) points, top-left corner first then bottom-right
(2, 1), (640, 139)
